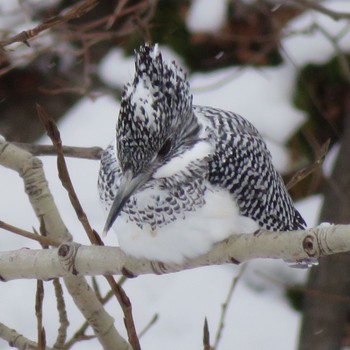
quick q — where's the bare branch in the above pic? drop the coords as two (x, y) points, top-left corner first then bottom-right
(0, 322), (54, 350)
(286, 139), (330, 190)
(0, 220), (60, 247)
(290, 0), (350, 21)
(53, 278), (69, 349)
(212, 265), (246, 350)
(203, 318), (211, 350)
(63, 321), (93, 349)
(1, 224), (349, 281)
(36, 105), (141, 350)
(0, 137), (131, 350)
(106, 276), (141, 350)
(315, 22), (350, 83)
(138, 314), (159, 339)
(105, 0), (129, 29)
(0, 0), (99, 48)
(35, 280), (46, 350)
(13, 143), (103, 160)
(36, 104), (99, 244)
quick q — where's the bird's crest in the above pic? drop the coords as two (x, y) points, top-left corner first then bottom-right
(116, 44), (193, 173)
(132, 44), (191, 120)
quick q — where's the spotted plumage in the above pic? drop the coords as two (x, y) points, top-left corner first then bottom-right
(98, 44), (306, 263)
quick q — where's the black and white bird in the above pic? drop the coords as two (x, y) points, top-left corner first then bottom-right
(98, 44), (306, 264)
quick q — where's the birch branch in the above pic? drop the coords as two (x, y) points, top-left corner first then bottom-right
(0, 138), (131, 350)
(1, 224), (349, 281)
(0, 322), (54, 350)
(36, 103), (140, 350)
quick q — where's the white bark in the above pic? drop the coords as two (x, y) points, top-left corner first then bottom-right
(0, 139), (131, 350)
(0, 224), (349, 281)
(0, 322), (53, 350)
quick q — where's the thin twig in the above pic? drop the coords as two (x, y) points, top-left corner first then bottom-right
(203, 318), (211, 350)
(0, 0), (99, 48)
(0, 220), (60, 247)
(53, 278), (69, 349)
(138, 314), (159, 338)
(36, 104), (100, 244)
(35, 280), (46, 350)
(315, 22), (350, 83)
(105, 0), (129, 29)
(13, 143), (103, 160)
(286, 139), (330, 190)
(36, 218), (47, 350)
(101, 276), (127, 303)
(106, 276), (141, 350)
(291, 0), (350, 20)
(212, 265), (247, 350)
(64, 333), (95, 350)
(36, 104), (140, 350)
(63, 322), (94, 350)
(92, 276), (103, 301)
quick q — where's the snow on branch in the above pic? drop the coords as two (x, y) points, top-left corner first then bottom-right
(0, 224), (349, 281)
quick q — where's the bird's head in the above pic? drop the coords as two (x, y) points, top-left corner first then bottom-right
(103, 44), (212, 235)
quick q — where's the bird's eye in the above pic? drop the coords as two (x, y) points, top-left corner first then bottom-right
(158, 139), (172, 157)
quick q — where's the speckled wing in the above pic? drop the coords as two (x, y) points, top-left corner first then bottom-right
(194, 105), (306, 231)
(98, 143), (121, 209)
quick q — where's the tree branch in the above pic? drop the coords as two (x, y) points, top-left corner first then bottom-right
(290, 0), (350, 21)
(53, 278), (69, 349)
(12, 143), (103, 160)
(212, 265), (246, 350)
(0, 322), (54, 350)
(0, 0), (99, 48)
(0, 137), (131, 350)
(36, 104), (140, 350)
(35, 279), (46, 350)
(1, 224), (349, 281)
(1, 136), (349, 347)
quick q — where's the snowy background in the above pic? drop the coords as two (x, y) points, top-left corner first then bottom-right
(1, 0), (350, 349)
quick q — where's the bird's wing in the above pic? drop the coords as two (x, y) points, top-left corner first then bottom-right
(194, 105), (305, 231)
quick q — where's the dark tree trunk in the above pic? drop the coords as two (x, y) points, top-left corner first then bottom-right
(298, 110), (350, 349)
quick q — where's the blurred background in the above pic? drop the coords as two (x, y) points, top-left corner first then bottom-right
(1, 1), (350, 349)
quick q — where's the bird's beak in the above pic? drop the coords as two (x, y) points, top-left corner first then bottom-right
(102, 169), (150, 236)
